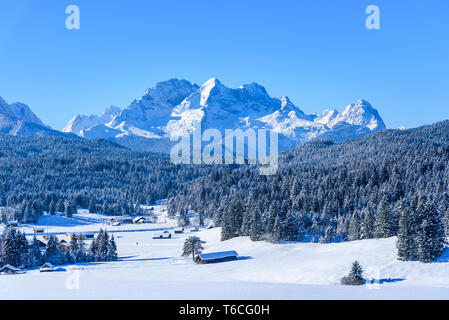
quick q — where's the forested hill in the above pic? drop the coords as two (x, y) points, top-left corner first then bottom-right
(0, 135), (209, 222)
(1, 121), (449, 261)
(170, 121), (449, 261)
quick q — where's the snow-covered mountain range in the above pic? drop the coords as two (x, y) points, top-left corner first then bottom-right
(0, 97), (74, 138)
(62, 78), (386, 152)
(0, 78), (386, 152)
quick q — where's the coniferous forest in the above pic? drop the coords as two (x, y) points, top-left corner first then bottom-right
(170, 121), (449, 262)
(1, 121), (449, 262)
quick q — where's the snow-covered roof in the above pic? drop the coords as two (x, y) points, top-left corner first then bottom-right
(198, 251), (238, 261)
(0, 264), (20, 271)
(41, 263), (54, 268)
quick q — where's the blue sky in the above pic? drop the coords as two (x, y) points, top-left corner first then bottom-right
(0, 0), (448, 130)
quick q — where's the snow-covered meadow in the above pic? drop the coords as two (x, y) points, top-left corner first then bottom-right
(1, 205), (448, 300)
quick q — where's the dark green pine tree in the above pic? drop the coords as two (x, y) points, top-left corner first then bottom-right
(106, 235), (118, 261)
(359, 207), (374, 239)
(349, 261), (364, 280)
(49, 201), (56, 215)
(341, 260), (364, 285)
(250, 208), (263, 241)
(182, 236), (203, 261)
(45, 235), (60, 263)
(64, 201), (72, 218)
(88, 197), (97, 214)
(2, 227), (22, 267)
(26, 236), (43, 267)
(417, 203), (447, 263)
(56, 199), (65, 213)
(396, 201), (417, 261)
(374, 197), (395, 238)
(348, 211), (360, 241)
(221, 200), (243, 241)
(271, 213), (283, 242)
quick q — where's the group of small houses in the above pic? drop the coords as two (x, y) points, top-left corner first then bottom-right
(0, 231), (97, 275)
(1, 213), (239, 273)
(152, 226), (202, 239)
(0, 262), (57, 275)
(107, 216), (156, 226)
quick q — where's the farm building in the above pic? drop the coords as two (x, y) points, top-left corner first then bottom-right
(7, 221), (18, 228)
(36, 239), (47, 249)
(174, 227), (184, 234)
(0, 264), (20, 275)
(33, 228), (45, 233)
(119, 217), (134, 224)
(190, 227), (199, 232)
(66, 232), (95, 241)
(133, 216), (147, 224)
(153, 231), (172, 239)
(40, 263), (54, 273)
(195, 251), (239, 264)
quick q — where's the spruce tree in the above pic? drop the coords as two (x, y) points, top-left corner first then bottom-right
(341, 260), (364, 285)
(417, 203), (447, 262)
(396, 201), (416, 261)
(249, 208), (263, 241)
(348, 211), (360, 241)
(106, 235), (118, 261)
(374, 197), (394, 238)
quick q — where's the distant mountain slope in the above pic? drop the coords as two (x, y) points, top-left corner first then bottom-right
(62, 78), (386, 152)
(0, 97), (78, 138)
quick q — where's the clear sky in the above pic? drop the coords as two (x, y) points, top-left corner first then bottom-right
(0, 0), (448, 130)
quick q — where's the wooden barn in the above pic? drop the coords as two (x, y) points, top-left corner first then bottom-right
(33, 228), (45, 233)
(195, 251), (239, 264)
(0, 264), (20, 275)
(119, 217), (134, 224)
(174, 227), (184, 234)
(133, 216), (147, 224)
(66, 232), (95, 241)
(153, 231), (172, 239)
(40, 263), (54, 273)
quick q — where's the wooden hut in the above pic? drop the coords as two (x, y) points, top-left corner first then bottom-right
(40, 263), (55, 273)
(195, 251), (239, 264)
(0, 264), (20, 275)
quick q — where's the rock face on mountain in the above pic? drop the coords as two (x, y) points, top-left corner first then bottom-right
(0, 97), (75, 138)
(58, 78), (385, 153)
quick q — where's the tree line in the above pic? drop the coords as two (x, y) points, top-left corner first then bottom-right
(0, 227), (117, 268)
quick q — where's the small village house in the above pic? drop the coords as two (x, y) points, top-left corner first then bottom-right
(66, 232), (95, 241)
(36, 239), (47, 249)
(133, 216), (147, 224)
(33, 228), (45, 233)
(174, 227), (184, 234)
(0, 264), (20, 275)
(7, 221), (18, 228)
(195, 251), (239, 264)
(119, 217), (134, 224)
(153, 231), (172, 239)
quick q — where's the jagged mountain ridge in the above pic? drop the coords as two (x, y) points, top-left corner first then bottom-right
(62, 78), (386, 152)
(0, 97), (76, 138)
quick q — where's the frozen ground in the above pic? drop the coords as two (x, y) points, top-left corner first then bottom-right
(1, 205), (448, 300)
